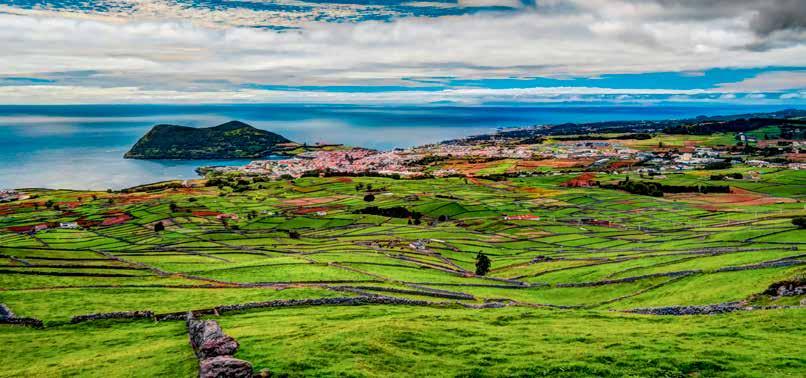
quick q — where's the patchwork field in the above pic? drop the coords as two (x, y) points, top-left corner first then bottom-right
(1, 168), (804, 377)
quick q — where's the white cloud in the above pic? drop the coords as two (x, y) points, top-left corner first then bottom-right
(716, 71), (806, 92)
(0, 1), (804, 104)
(0, 84), (782, 105)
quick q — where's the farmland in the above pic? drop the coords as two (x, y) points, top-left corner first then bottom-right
(0, 164), (804, 377)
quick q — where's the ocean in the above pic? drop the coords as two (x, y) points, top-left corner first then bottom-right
(0, 103), (795, 190)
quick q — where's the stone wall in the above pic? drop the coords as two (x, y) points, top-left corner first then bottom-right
(715, 259), (805, 273)
(626, 302), (745, 315)
(555, 270), (699, 288)
(156, 296), (452, 321)
(71, 311), (154, 324)
(0, 302), (43, 328)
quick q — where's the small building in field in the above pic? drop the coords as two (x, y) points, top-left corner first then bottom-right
(503, 214), (541, 221)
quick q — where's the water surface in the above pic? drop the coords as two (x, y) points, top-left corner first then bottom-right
(0, 104), (795, 190)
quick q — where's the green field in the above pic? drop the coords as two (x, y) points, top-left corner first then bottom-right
(0, 169), (804, 377)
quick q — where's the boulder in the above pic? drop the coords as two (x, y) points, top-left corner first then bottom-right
(199, 334), (240, 360)
(199, 356), (253, 378)
(187, 316), (240, 358)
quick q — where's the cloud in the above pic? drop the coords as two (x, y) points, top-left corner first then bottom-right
(0, 83), (794, 105)
(716, 71), (806, 92)
(749, 0), (806, 36)
(0, 1), (804, 104)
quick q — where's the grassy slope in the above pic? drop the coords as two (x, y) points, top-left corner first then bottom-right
(219, 306), (806, 378)
(0, 320), (197, 377)
(0, 167), (803, 377)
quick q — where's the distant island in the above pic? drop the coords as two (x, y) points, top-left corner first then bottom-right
(124, 120), (292, 159)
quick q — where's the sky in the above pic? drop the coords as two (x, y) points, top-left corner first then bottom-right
(0, 0), (805, 105)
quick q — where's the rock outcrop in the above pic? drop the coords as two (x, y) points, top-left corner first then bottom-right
(187, 312), (253, 378)
(199, 356), (255, 378)
(762, 278), (805, 297)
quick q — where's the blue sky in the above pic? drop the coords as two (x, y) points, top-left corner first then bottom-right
(0, 0), (804, 105)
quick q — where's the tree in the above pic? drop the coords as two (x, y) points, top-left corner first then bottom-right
(793, 217), (806, 229)
(169, 202), (178, 212)
(475, 253), (491, 276)
(45, 200), (54, 208)
(363, 194), (375, 202)
(154, 222), (165, 232)
(355, 183), (364, 191)
(438, 215), (448, 222)
(288, 230), (301, 239)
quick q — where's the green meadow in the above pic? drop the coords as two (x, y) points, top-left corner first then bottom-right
(0, 167), (804, 377)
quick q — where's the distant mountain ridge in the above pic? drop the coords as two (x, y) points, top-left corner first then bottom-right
(441, 108), (806, 145)
(124, 121), (292, 159)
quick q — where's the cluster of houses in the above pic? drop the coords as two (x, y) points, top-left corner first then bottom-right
(241, 148), (424, 179)
(0, 190), (29, 203)
(203, 130), (804, 180)
(7, 221), (78, 235)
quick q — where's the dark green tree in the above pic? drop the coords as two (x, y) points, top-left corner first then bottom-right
(475, 253), (491, 276)
(154, 222), (165, 232)
(363, 194), (375, 202)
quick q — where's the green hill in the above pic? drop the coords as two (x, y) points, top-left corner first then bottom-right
(124, 120), (292, 159)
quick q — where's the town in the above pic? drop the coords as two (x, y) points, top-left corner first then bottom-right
(203, 128), (805, 180)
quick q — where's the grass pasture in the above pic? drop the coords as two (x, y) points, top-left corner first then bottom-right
(0, 170), (803, 377)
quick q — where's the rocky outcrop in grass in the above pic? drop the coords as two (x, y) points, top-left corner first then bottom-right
(187, 312), (253, 378)
(762, 278), (805, 297)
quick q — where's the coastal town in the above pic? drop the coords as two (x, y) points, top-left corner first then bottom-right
(203, 129), (805, 180)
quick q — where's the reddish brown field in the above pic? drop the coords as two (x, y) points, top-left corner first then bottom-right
(115, 193), (167, 205)
(280, 195), (346, 207)
(192, 211), (223, 217)
(666, 188), (797, 210)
